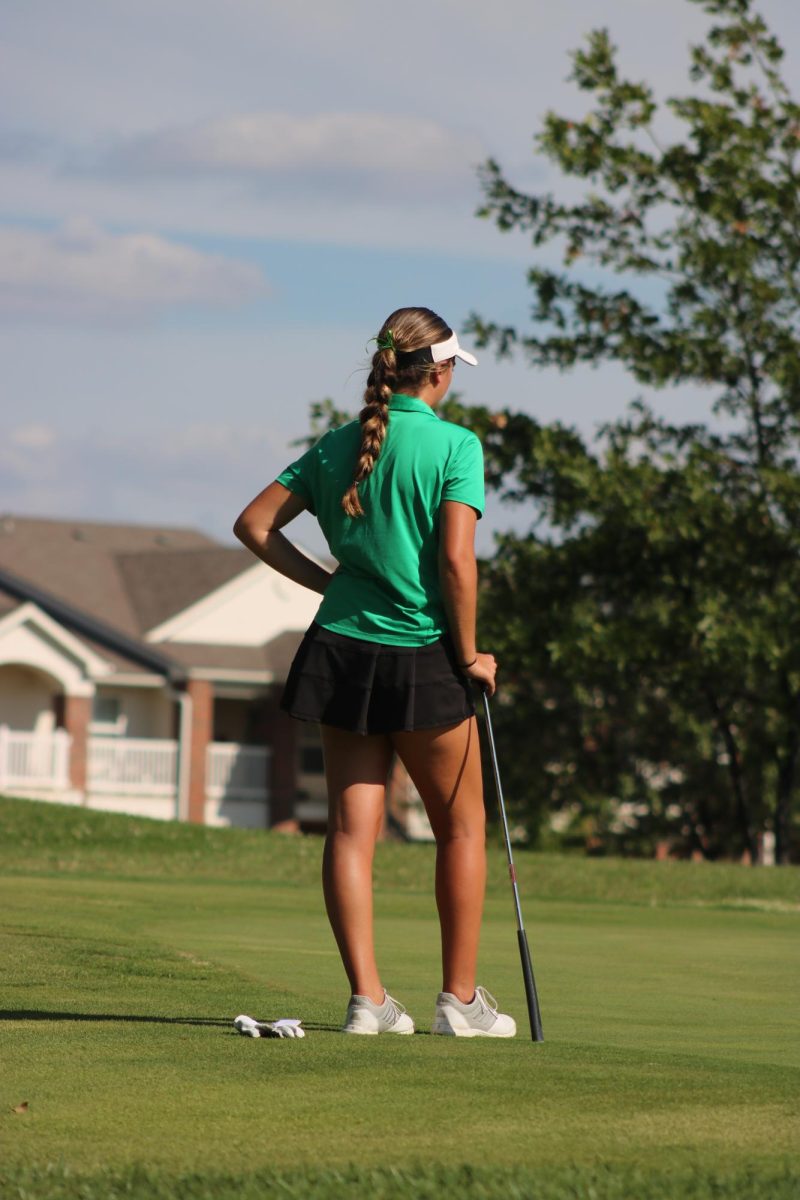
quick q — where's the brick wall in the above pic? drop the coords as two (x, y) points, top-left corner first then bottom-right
(62, 694), (91, 794)
(186, 679), (213, 824)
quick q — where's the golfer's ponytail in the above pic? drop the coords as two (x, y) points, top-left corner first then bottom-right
(341, 339), (395, 518)
(342, 307), (451, 518)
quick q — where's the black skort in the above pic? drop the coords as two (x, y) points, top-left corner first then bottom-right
(280, 622), (475, 736)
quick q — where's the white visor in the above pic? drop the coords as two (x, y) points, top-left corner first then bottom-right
(430, 332), (478, 367)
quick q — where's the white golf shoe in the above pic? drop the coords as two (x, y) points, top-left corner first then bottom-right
(431, 986), (517, 1038)
(342, 991), (415, 1035)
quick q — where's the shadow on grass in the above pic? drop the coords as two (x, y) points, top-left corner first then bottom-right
(0, 1009), (343, 1033)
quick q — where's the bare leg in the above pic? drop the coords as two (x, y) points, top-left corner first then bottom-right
(320, 724), (394, 1005)
(392, 718), (485, 1003)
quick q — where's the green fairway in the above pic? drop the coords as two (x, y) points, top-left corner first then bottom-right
(1, 797), (798, 1199)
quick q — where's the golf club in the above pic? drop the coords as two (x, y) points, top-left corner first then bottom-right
(481, 688), (544, 1042)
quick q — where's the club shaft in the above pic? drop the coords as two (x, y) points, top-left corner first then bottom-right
(481, 689), (524, 927)
(481, 689), (544, 1042)
(518, 929), (544, 1042)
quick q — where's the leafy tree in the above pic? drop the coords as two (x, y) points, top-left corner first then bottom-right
(439, 396), (793, 860)
(453, 0), (800, 862)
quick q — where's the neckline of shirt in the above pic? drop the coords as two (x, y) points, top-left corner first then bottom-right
(389, 393), (438, 416)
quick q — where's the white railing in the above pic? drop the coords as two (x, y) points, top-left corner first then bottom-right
(0, 726), (71, 791)
(1, 729), (270, 815)
(206, 743), (270, 800)
(87, 736), (178, 796)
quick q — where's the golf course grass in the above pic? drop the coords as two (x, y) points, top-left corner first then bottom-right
(1, 796), (798, 1198)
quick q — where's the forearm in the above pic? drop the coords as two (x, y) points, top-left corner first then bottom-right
(235, 523), (333, 595)
(439, 555), (478, 664)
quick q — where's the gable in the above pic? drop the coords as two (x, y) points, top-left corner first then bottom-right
(145, 560), (322, 647)
(115, 547), (253, 632)
(0, 602), (112, 695)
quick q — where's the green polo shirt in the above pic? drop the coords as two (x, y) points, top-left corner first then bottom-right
(276, 393), (485, 645)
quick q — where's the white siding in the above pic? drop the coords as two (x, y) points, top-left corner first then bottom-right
(0, 665), (55, 730)
(93, 685), (174, 738)
(147, 564), (321, 647)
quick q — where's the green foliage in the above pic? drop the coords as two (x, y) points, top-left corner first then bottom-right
(291, 398), (354, 451)
(288, 3), (800, 861)
(459, 0), (800, 861)
(473, 0), (800, 427)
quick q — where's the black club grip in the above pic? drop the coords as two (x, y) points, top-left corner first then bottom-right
(518, 928), (544, 1042)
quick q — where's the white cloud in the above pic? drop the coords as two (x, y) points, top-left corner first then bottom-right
(97, 112), (484, 197)
(0, 419), (297, 546)
(0, 158), (509, 258)
(0, 219), (267, 322)
(8, 0), (783, 255)
(10, 424), (57, 449)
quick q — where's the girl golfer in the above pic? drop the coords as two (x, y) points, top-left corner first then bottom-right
(234, 306), (516, 1037)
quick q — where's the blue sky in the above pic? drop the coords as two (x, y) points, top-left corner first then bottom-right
(2, 0), (798, 554)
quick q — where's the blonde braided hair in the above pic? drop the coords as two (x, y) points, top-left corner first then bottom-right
(341, 307), (452, 517)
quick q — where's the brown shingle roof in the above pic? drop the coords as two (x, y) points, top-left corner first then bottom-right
(0, 592), (21, 618)
(0, 515), (228, 637)
(115, 547), (253, 633)
(0, 515), (304, 683)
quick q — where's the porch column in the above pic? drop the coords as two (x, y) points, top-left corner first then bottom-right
(186, 679), (213, 825)
(262, 688), (298, 829)
(63, 695), (91, 796)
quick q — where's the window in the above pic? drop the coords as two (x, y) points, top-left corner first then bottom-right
(90, 695), (128, 735)
(93, 697), (119, 724)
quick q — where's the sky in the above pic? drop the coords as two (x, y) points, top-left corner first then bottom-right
(2, 0), (799, 554)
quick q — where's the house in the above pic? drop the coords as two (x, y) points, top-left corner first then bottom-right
(0, 514), (330, 830)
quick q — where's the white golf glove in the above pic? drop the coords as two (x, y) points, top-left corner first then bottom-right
(267, 1018), (305, 1038)
(234, 1014), (305, 1039)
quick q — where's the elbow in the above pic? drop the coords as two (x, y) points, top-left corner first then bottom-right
(233, 510), (263, 547)
(439, 553), (477, 589)
(439, 555), (458, 581)
(439, 545), (476, 577)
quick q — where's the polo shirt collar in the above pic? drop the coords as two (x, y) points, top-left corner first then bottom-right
(389, 393), (438, 417)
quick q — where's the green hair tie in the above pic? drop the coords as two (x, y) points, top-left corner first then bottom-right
(375, 329), (396, 352)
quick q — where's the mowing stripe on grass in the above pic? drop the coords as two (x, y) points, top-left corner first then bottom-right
(1, 797), (798, 1195)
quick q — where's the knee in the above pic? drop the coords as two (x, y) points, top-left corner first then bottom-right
(326, 823), (381, 853)
(433, 813), (486, 846)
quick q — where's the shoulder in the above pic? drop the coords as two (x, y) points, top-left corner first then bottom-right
(437, 420), (483, 454)
(325, 419), (362, 443)
(309, 420), (362, 458)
